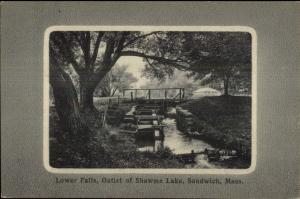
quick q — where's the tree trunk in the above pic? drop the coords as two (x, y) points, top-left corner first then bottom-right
(50, 64), (87, 136)
(99, 73), (112, 97)
(79, 74), (96, 112)
(110, 87), (118, 97)
(223, 74), (230, 96)
(101, 85), (111, 97)
(80, 62), (114, 109)
(80, 84), (95, 111)
(50, 64), (100, 167)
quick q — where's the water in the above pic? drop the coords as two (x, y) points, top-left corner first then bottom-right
(162, 118), (220, 168)
(161, 118), (212, 154)
(135, 107), (222, 168)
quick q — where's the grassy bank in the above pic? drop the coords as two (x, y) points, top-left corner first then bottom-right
(49, 105), (184, 168)
(181, 96), (251, 163)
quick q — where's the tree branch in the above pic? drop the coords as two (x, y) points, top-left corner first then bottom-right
(54, 32), (82, 74)
(89, 36), (116, 87)
(80, 32), (91, 69)
(103, 37), (115, 65)
(111, 32), (129, 65)
(111, 87), (118, 96)
(91, 31), (104, 67)
(122, 31), (161, 49)
(120, 50), (190, 71)
(114, 32), (129, 55)
(71, 32), (83, 48)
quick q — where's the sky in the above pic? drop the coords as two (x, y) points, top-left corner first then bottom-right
(116, 56), (150, 88)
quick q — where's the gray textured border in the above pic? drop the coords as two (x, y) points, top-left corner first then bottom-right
(1, 2), (300, 198)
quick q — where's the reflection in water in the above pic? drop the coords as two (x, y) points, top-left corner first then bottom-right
(136, 138), (155, 152)
(162, 118), (213, 154)
(136, 114), (222, 168)
(162, 118), (220, 168)
(136, 138), (164, 152)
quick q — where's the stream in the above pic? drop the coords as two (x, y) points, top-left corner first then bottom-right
(135, 107), (224, 169)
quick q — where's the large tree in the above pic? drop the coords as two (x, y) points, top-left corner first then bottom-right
(49, 45), (88, 138)
(181, 32), (252, 96)
(142, 32), (252, 96)
(50, 31), (251, 136)
(49, 31), (190, 135)
(50, 31), (189, 107)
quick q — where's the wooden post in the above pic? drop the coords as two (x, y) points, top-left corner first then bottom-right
(117, 95), (120, 105)
(159, 128), (165, 141)
(131, 92), (133, 102)
(160, 139), (164, 150)
(182, 88), (185, 99)
(179, 89), (182, 100)
(109, 98), (112, 107)
(165, 89), (167, 99)
(148, 89), (151, 99)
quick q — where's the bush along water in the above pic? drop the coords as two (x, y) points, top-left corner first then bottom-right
(178, 96), (251, 166)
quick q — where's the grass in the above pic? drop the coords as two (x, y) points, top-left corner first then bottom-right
(181, 95), (251, 163)
(49, 104), (184, 168)
(101, 132), (183, 168)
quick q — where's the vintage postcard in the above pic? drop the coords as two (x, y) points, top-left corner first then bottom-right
(1, 2), (299, 198)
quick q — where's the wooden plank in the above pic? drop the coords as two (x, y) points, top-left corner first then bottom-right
(152, 124), (166, 128)
(119, 130), (136, 134)
(134, 110), (154, 115)
(137, 120), (153, 125)
(141, 105), (162, 109)
(135, 115), (162, 120)
(137, 125), (153, 129)
(135, 107), (157, 111)
(137, 124), (165, 130)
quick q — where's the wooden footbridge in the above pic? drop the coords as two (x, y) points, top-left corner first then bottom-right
(122, 88), (186, 105)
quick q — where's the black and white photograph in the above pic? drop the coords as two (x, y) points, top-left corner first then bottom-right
(45, 27), (256, 172)
(2, 2), (300, 198)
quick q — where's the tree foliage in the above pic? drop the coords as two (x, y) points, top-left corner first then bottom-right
(95, 64), (138, 97)
(49, 30), (252, 137)
(141, 32), (252, 95)
(50, 31), (190, 110)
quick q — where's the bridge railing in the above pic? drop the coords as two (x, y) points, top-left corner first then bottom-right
(122, 88), (185, 102)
